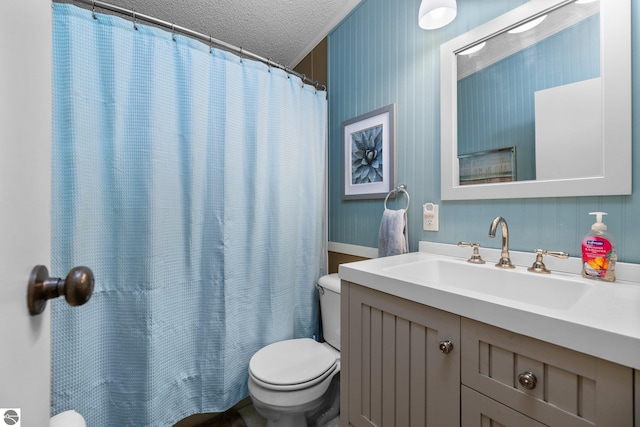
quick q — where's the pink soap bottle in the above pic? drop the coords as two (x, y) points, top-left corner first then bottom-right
(581, 212), (616, 282)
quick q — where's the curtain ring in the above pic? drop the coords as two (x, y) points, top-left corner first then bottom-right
(301, 74), (306, 88)
(171, 24), (176, 41)
(267, 58), (272, 72)
(239, 47), (243, 63)
(91, 0), (97, 19)
(209, 35), (213, 54)
(132, 10), (138, 31)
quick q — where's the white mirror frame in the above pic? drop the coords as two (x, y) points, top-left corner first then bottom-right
(440, 0), (631, 200)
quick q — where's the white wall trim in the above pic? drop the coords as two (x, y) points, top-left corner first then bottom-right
(328, 241), (378, 259)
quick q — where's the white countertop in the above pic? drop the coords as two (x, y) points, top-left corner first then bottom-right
(338, 242), (640, 369)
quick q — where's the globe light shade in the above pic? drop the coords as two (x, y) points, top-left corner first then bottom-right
(419, 0), (457, 30)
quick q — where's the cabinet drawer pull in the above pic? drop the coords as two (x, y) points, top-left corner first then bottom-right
(518, 371), (537, 390)
(439, 340), (454, 354)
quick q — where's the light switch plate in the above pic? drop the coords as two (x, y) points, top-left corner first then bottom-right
(423, 203), (439, 231)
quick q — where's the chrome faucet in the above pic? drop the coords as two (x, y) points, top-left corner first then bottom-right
(488, 216), (515, 269)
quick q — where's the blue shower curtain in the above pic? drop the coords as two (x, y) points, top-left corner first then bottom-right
(51, 4), (327, 426)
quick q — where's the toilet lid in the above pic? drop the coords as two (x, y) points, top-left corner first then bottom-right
(249, 338), (337, 386)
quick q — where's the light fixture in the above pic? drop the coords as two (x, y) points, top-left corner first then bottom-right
(419, 0), (457, 30)
(507, 15), (547, 34)
(458, 42), (486, 56)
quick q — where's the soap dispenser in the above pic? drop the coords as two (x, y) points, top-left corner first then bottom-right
(581, 212), (616, 282)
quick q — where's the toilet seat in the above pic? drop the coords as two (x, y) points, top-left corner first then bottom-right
(249, 338), (337, 391)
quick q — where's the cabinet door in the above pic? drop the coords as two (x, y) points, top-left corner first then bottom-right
(343, 282), (460, 427)
(636, 370), (640, 427)
(461, 318), (633, 427)
(462, 386), (547, 427)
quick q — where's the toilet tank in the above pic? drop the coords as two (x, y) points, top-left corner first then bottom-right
(318, 273), (341, 351)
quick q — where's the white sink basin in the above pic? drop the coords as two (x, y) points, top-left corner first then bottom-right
(383, 258), (591, 309)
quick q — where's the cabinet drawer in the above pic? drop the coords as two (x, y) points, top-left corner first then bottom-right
(461, 318), (633, 427)
(462, 385), (546, 427)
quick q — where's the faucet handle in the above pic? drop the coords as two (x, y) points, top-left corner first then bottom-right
(527, 249), (570, 274)
(457, 242), (486, 264)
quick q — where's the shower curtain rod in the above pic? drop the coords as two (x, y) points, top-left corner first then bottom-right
(71, 0), (327, 91)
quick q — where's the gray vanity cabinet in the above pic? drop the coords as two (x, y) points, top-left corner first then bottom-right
(341, 280), (635, 427)
(461, 318), (633, 427)
(341, 281), (460, 427)
(461, 386), (547, 427)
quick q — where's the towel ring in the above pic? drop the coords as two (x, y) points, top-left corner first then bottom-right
(384, 185), (410, 210)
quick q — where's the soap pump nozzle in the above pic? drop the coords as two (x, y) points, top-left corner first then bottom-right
(589, 211), (608, 231)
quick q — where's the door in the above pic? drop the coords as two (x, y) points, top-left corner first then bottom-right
(0, 1), (52, 426)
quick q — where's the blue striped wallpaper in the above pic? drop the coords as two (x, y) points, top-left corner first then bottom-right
(328, 0), (640, 264)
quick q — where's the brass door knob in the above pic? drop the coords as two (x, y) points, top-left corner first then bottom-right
(27, 265), (94, 315)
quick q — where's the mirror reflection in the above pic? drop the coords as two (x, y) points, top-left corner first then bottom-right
(456, 0), (600, 185)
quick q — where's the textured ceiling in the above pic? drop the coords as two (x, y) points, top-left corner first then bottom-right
(84, 0), (362, 68)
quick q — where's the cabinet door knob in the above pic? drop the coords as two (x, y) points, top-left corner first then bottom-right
(27, 265), (94, 315)
(518, 371), (537, 390)
(439, 340), (454, 354)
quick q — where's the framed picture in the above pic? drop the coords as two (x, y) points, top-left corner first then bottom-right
(458, 147), (516, 185)
(342, 104), (396, 200)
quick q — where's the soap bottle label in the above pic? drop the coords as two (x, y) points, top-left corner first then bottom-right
(582, 237), (613, 278)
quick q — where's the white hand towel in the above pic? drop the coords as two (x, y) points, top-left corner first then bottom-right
(378, 208), (408, 257)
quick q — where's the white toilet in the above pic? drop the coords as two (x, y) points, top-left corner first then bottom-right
(248, 273), (341, 427)
(50, 410), (86, 427)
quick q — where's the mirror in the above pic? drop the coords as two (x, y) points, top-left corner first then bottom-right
(440, 0), (631, 200)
